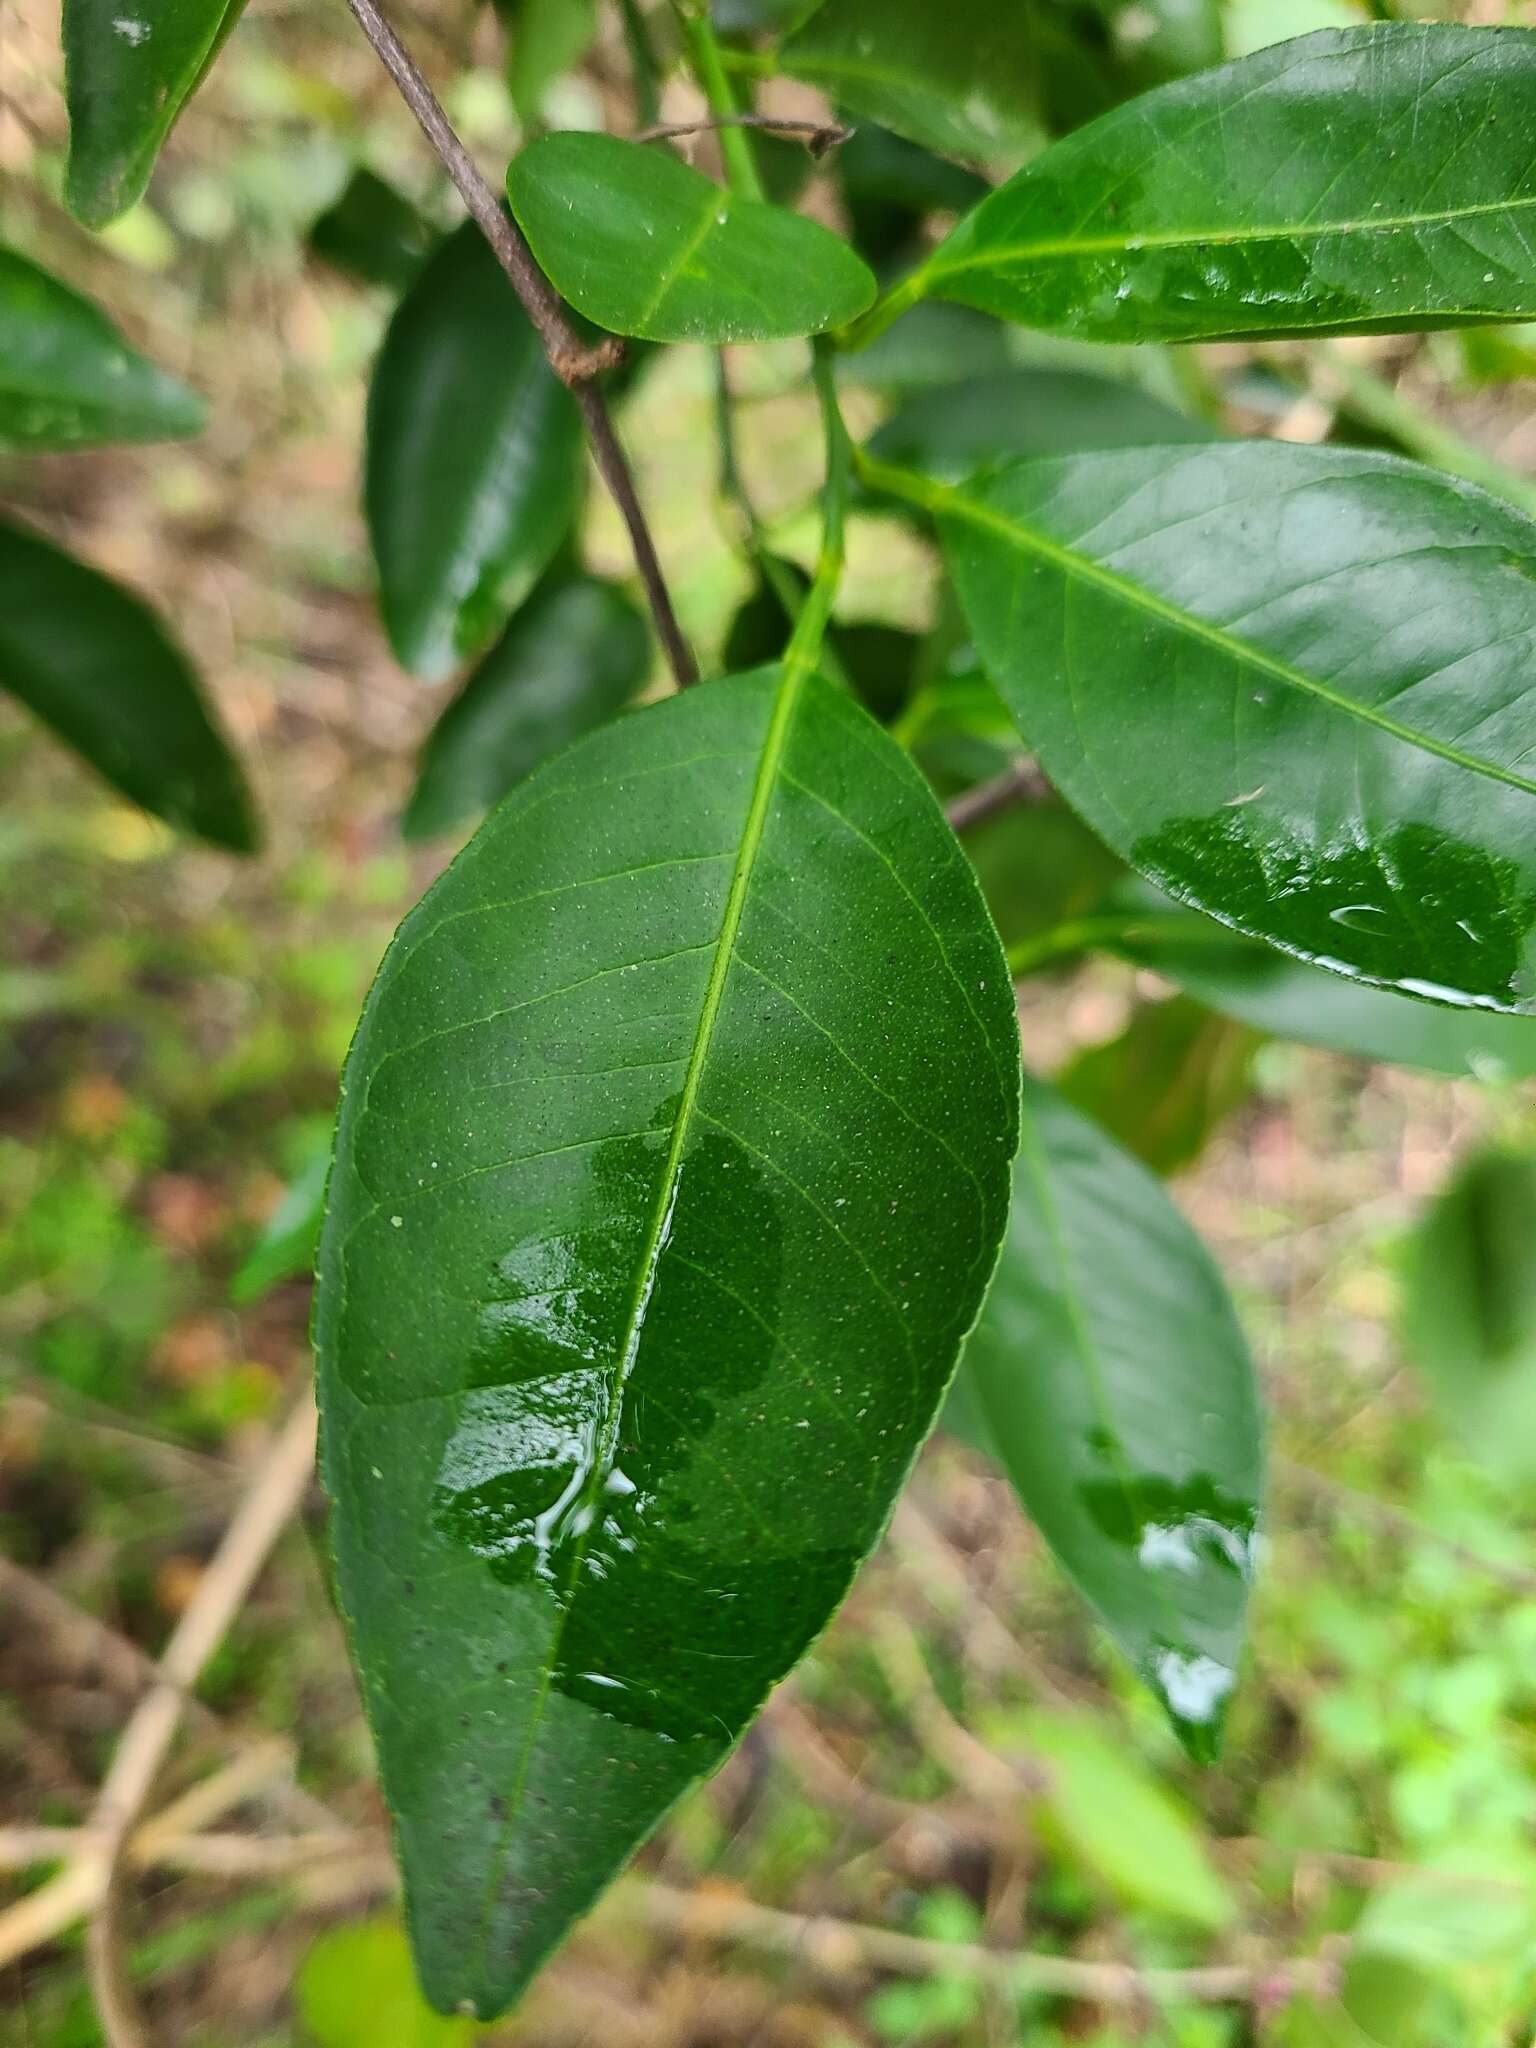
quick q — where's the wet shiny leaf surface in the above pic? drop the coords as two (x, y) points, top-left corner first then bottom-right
(923, 441), (1536, 1014)
(0, 516), (258, 851)
(924, 25), (1536, 343)
(0, 244), (205, 449)
(960, 1076), (1261, 1757)
(506, 133), (875, 343)
(403, 573), (650, 842)
(63, 0), (245, 226)
(366, 223), (583, 680)
(781, 0), (1045, 163)
(316, 667), (1020, 2018)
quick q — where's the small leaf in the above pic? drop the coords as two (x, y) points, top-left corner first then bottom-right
(366, 222), (583, 679)
(316, 666), (1019, 2018)
(63, 0), (246, 227)
(782, 0), (1045, 163)
(0, 243), (205, 449)
(961, 1076), (1261, 1757)
(0, 515), (258, 851)
(403, 573), (650, 841)
(923, 441), (1536, 1014)
(923, 25), (1536, 343)
(309, 170), (437, 292)
(870, 368), (1212, 482)
(232, 1146), (329, 1307)
(506, 133), (875, 343)
(297, 1915), (475, 2048)
(1023, 1710), (1236, 1920)
(1058, 995), (1259, 1178)
(1401, 1148), (1536, 1483)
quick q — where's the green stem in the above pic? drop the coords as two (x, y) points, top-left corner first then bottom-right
(855, 448), (950, 518)
(673, 3), (766, 201)
(788, 342), (852, 672)
(834, 266), (931, 354)
(1313, 342), (1536, 519)
(617, 0), (664, 129)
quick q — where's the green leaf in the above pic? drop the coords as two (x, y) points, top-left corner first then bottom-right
(0, 244), (205, 449)
(870, 368), (1212, 482)
(309, 170), (437, 292)
(1057, 995), (1259, 1177)
(505, 0), (598, 123)
(837, 303), (1015, 395)
(297, 1915), (476, 2048)
(366, 222), (583, 680)
(506, 133), (875, 344)
(1401, 1148), (1536, 1483)
(315, 666), (1020, 2019)
(962, 1078), (1261, 1758)
(63, 0), (246, 227)
(1022, 1710), (1237, 1918)
(911, 440), (1536, 1015)
(0, 515), (258, 851)
(921, 25), (1536, 343)
(723, 561), (920, 726)
(231, 1147), (329, 1307)
(964, 799), (1125, 955)
(403, 574), (650, 842)
(1112, 894), (1536, 1078)
(782, 0), (1045, 163)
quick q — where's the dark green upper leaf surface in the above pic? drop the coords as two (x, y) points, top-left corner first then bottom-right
(316, 666), (1019, 2018)
(506, 134), (875, 343)
(870, 369), (1212, 482)
(403, 574), (649, 842)
(63, 0), (245, 226)
(0, 245), (205, 449)
(962, 1075), (1261, 1758)
(0, 516), (258, 851)
(923, 25), (1536, 342)
(931, 440), (1536, 1014)
(781, 0), (1044, 162)
(309, 170), (437, 293)
(366, 223), (583, 680)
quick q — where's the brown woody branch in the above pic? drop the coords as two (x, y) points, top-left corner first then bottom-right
(341, 0), (698, 689)
(636, 113), (855, 157)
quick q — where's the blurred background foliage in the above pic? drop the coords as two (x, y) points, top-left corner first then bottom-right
(5, 0), (1536, 2039)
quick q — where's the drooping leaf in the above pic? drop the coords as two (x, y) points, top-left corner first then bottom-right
(504, 0), (599, 124)
(1022, 1711), (1236, 1918)
(0, 244), (204, 449)
(870, 368), (1212, 481)
(961, 1076), (1261, 1756)
(403, 573), (650, 841)
(297, 1915), (475, 2048)
(910, 440), (1536, 1014)
(231, 1145), (329, 1307)
(366, 222), (583, 680)
(1057, 996), (1259, 1176)
(506, 133), (875, 344)
(316, 666), (1019, 2018)
(63, 0), (246, 227)
(0, 515), (258, 851)
(920, 25), (1536, 343)
(1401, 1149), (1536, 1483)
(309, 170), (437, 292)
(782, 0), (1045, 163)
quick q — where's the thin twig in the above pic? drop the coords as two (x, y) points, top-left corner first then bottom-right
(633, 1881), (1343, 2007)
(51, 1390), (317, 2046)
(635, 113), (855, 157)
(945, 759), (1054, 835)
(340, 0), (698, 687)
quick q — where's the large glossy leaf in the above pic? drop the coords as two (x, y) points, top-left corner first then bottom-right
(506, 133), (875, 343)
(960, 1076), (1261, 1757)
(402, 573), (649, 841)
(907, 440), (1536, 1015)
(920, 25), (1536, 343)
(870, 368), (1211, 482)
(366, 223), (583, 680)
(1058, 995), (1259, 1176)
(63, 0), (245, 227)
(316, 666), (1020, 2017)
(782, 0), (1044, 162)
(0, 516), (258, 851)
(0, 245), (204, 449)
(1401, 1148), (1536, 1483)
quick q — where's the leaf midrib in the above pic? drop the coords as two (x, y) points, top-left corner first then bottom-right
(469, 651), (817, 1974)
(936, 479), (1536, 799)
